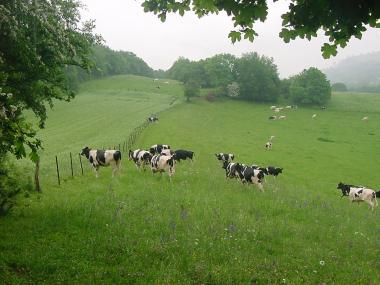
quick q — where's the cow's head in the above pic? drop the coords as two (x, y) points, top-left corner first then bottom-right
(276, 168), (283, 175)
(230, 154), (235, 161)
(215, 153), (222, 160)
(80, 147), (90, 159)
(143, 152), (153, 162)
(337, 182), (349, 197)
(259, 167), (269, 175)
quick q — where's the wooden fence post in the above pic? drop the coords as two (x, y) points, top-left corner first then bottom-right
(34, 159), (41, 192)
(70, 152), (74, 178)
(55, 155), (60, 186)
(79, 153), (84, 175)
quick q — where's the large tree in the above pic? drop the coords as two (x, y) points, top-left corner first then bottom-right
(0, 0), (99, 161)
(142, 0), (380, 58)
(289, 67), (331, 105)
(235, 52), (280, 102)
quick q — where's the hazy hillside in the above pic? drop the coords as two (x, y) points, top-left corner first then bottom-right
(324, 52), (380, 91)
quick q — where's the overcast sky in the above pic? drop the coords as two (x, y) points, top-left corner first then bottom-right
(80, 0), (380, 78)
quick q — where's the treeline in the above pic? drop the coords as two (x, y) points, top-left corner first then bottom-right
(165, 52), (331, 105)
(66, 45), (154, 89)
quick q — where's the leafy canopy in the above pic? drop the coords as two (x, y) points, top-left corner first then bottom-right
(141, 0), (380, 58)
(0, 0), (99, 161)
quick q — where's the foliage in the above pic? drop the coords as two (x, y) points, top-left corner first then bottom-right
(331, 82), (348, 92)
(142, 0), (380, 58)
(184, 80), (200, 101)
(0, 0), (99, 161)
(226, 82), (239, 98)
(234, 52), (280, 102)
(289, 68), (331, 105)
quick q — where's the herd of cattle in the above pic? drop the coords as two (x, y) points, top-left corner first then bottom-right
(79, 108), (379, 211)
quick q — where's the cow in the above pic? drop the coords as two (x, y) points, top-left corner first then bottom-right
(173, 149), (195, 162)
(222, 161), (239, 179)
(265, 141), (272, 150)
(150, 154), (175, 181)
(235, 163), (265, 190)
(274, 108), (281, 113)
(215, 153), (234, 162)
(278, 115), (287, 120)
(285, 105), (292, 109)
(148, 116), (159, 122)
(269, 115), (277, 120)
(251, 165), (269, 175)
(266, 166), (283, 177)
(362, 116), (368, 121)
(128, 149), (152, 170)
(337, 182), (378, 211)
(270, 105), (277, 110)
(161, 149), (174, 156)
(312, 114), (317, 118)
(321, 106), (327, 110)
(80, 147), (121, 178)
(149, 144), (170, 155)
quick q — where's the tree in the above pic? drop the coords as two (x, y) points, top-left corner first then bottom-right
(183, 80), (200, 102)
(234, 52), (280, 102)
(331, 82), (348, 92)
(289, 68), (331, 105)
(141, 0), (380, 58)
(0, 1), (99, 161)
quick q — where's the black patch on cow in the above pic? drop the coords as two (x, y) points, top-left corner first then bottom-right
(96, 150), (106, 165)
(267, 166), (283, 176)
(113, 151), (121, 162)
(376, 191), (380, 198)
(173, 149), (194, 162)
(80, 147), (90, 159)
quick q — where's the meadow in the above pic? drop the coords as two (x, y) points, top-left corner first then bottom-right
(1, 76), (380, 284)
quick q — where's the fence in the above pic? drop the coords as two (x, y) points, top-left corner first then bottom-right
(51, 99), (178, 185)
(52, 117), (150, 185)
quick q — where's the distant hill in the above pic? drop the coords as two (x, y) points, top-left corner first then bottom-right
(324, 52), (380, 92)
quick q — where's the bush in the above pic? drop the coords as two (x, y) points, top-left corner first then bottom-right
(0, 156), (32, 216)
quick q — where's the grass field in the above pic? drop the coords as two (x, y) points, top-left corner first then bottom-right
(1, 77), (380, 284)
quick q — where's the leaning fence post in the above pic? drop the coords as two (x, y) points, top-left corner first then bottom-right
(55, 155), (60, 186)
(35, 158), (41, 192)
(79, 153), (84, 175)
(70, 152), (74, 178)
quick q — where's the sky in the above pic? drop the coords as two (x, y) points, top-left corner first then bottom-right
(80, 0), (380, 78)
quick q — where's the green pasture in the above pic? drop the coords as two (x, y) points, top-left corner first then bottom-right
(1, 77), (380, 284)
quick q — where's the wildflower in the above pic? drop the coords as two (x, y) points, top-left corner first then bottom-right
(320, 260), (325, 266)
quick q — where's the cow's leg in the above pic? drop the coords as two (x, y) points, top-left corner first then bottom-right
(93, 165), (99, 178)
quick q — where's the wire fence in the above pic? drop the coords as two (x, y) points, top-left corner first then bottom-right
(51, 98), (178, 185)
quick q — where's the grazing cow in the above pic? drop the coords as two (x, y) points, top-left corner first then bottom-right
(150, 144), (170, 155)
(270, 105), (277, 110)
(337, 182), (378, 210)
(269, 115), (277, 120)
(362, 116), (368, 121)
(266, 166), (283, 177)
(285, 105), (292, 109)
(128, 149), (152, 169)
(235, 163), (265, 190)
(265, 141), (272, 150)
(312, 114), (317, 118)
(148, 116), (159, 122)
(321, 106), (327, 110)
(274, 108), (281, 113)
(215, 153), (234, 162)
(150, 154), (175, 181)
(173, 149), (195, 162)
(278, 115), (287, 120)
(222, 161), (239, 179)
(80, 147), (121, 178)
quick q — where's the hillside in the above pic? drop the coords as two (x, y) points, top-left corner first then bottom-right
(324, 52), (380, 91)
(1, 76), (380, 284)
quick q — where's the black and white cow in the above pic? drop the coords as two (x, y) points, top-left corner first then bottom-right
(128, 149), (152, 170)
(80, 147), (121, 178)
(150, 154), (175, 181)
(173, 149), (195, 162)
(337, 182), (378, 210)
(269, 115), (277, 120)
(235, 163), (265, 190)
(222, 161), (240, 179)
(266, 166), (283, 177)
(148, 116), (159, 122)
(215, 153), (234, 162)
(149, 144), (170, 155)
